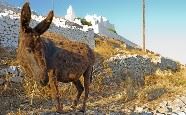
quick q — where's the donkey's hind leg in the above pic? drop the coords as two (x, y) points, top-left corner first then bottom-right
(72, 80), (84, 108)
(80, 66), (93, 112)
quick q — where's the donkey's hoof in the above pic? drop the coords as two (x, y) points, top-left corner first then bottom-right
(71, 105), (76, 109)
(55, 104), (63, 113)
(56, 109), (64, 114)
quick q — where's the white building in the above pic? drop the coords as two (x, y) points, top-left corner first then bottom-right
(64, 6), (139, 48)
(85, 14), (115, 34)
(65, 5), (75, 22)
(64, 6), (116, 35)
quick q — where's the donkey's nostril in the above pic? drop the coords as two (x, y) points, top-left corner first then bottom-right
(40, 80), (48, 86)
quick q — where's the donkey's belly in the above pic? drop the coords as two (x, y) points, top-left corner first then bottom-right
(56, 70), (83, 83)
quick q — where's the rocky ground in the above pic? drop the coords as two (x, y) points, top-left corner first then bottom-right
(1, 39), (186, 115)
(1, 81), (186, 115)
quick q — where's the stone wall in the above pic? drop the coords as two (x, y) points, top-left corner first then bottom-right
(107, 54), (180, 87)
(0, 7), (95, 49)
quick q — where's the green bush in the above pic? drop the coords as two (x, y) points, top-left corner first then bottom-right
(108, 28), (117, 34)
(76, 17), (81, 20)
(81, 18), (92, 26)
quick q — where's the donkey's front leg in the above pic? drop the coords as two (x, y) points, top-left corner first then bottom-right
(53, 78), (63, 113)
(48, 70), (63, 113)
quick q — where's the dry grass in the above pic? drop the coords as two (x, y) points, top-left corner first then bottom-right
(0, 46), (7, 56)
(145, 69), (186, 93)
(104, 68), (186, 111)
(94, 38), (119, 59)
(93, 37), (186, 109)
(0, 46), (17, 66)
(129, 68), (186, 107)
(22, 74), (78, 103)
(95, 37), (158, 60)
(1, 37), (186, 114)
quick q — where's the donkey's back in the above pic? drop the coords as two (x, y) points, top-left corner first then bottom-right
(42, 32), (95, 83)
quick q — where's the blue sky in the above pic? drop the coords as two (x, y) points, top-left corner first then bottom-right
(6, 0), (186, 64)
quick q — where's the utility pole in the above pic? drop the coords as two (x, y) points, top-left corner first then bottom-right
(52, 0), (54, 11)
(142, 0), (146, 52)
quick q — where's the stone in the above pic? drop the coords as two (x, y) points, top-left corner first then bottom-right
(0, 69), (7, 75)
(135, 106), (144, 113)
(147, 88), (166, 101)
(166, 107), (172, 113)
(176, 112), (186, 115)
(40, 112), (61, 115)
(171, 112), (186, 115)
(0, 78), (5, 85)
(141, 112), (153, 115)
(131, 112), (153, 115)
(10, 75), (23, 83)
(158, 57), (180, 72)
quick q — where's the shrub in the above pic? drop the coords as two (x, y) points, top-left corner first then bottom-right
(81, 18), (92, 26)
(108, 28), (117, 34)
(75, 17), (81, 20)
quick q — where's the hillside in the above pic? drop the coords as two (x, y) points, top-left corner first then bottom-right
(1, 2), (186, 115)
(1, 36), (186, 114)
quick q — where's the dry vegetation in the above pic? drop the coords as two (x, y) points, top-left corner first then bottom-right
(0, 37), (186, 114)
(0, 46), (16, 66)
(94, 37), (186, 102)
(94, 37), (159, 60)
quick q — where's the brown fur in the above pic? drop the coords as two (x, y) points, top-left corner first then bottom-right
(17, 2), (95, 112)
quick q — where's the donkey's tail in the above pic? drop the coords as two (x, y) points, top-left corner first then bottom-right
(89, 66), (94, 83)
(83, 66), (94, 84)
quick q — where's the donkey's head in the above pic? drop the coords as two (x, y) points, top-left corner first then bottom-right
(18, 2), (54, 86)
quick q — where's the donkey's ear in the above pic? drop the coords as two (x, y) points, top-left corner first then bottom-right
(34, 11), (54, 35)
(21, 2), (31, 30)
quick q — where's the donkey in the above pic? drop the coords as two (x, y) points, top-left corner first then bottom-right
(17, 2), (95, 112)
